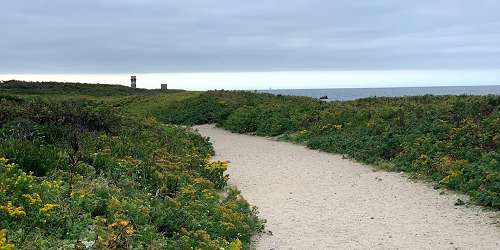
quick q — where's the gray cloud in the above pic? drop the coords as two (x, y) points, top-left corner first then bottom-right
(2, 0), (500, 73)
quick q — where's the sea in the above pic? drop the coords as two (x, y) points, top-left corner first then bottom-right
(260, 85), (500, 101)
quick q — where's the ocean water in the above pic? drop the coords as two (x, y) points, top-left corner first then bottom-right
(260, 85), (500, 101)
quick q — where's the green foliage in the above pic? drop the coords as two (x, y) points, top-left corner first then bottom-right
(0, 96), (262, 249)
(162, 90), (275, 125)
(165, 91), (500, 209)
(163, 94), (232, 124)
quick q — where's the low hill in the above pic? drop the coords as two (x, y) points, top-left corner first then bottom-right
(0, 80), (183, 96)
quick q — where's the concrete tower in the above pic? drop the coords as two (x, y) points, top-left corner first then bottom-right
(131, 76), (137, 88)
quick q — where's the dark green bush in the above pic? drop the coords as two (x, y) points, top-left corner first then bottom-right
(162, 94), (232, 125)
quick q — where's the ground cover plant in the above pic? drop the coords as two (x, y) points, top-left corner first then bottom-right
(0, 87), (262, 249)
(164, 91), (500, 209)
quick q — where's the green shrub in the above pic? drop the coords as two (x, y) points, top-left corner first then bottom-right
(162, 94), (233, 125)
(224, 106), (260, 133)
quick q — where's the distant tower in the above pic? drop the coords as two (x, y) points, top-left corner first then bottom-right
(161, 84), (168, 90)
(131, 76), (137, 88)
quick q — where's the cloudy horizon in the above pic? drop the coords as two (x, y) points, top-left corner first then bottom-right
(2, 1), (500, 89)
(2, 69), (500, 90)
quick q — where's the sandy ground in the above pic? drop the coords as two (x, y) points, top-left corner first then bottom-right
(194, 124), (500, 250)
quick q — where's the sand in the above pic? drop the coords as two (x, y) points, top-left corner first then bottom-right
(194, 124), (500, 250)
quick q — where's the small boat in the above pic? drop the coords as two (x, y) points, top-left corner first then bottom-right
(319, 95), (329, 100)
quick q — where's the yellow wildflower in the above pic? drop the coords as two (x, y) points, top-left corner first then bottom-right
(22, 193), (42, 205)
(0, 229), (15, 250)
(13, 207), (26, 217)
(0, 157), (15, 171)
(109, 219), (135, 237)
(118, 220), (129, 227)
(418, 154), (430, 165)
(109, 219), (130, 228)
(39, 203), (59, 214)
(125, 227), (135, 236)
(229, 239), (242, 250)
(1, 201), (26, 217)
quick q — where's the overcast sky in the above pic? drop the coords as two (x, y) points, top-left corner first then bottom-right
(2, 0), (500, 88)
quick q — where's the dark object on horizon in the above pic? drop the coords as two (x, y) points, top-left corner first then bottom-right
(131, 76), (137, 88)
(161, 84), (168, 90)
(319, 95), (328, 100)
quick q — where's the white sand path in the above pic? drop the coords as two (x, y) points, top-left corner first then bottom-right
(194, 125), (500, 250)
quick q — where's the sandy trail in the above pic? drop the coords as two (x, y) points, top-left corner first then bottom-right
(194, 125), (500, 250)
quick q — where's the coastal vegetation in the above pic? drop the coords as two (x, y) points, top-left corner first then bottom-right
(164, 91), (500, 209)
(0, 82), (262, 249)
(2, 80), (499, 248)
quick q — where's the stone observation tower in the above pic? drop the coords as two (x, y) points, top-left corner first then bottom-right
(131, 76), (137, 88)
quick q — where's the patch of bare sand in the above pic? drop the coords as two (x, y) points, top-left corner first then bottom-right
(195, 124), (500, 250)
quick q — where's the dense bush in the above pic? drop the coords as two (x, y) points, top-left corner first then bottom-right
(165, 91), (500, 209)
(161, 91), (275, 125)
(0, 96), (262, 249)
